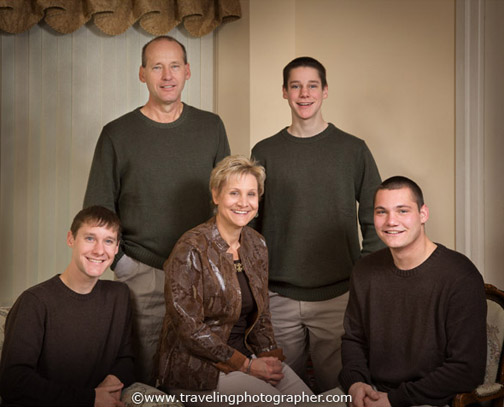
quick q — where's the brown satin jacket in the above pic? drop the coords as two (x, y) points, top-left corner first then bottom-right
(158, 217), (283, 390)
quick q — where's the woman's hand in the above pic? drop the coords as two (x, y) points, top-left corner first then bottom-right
(242, 356), (284, 386)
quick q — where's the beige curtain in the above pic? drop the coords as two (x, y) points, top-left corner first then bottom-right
(0, 0), (240, 37)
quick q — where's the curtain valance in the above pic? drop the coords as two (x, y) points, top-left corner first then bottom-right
(0, 0), (241, 37)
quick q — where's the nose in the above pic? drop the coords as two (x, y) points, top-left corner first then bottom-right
(92, 240), (105, 255)
(300, 86), (309, 97)
(385, 213), (398, 226)
(162, 67), (172, 80)
(237, 194), (248, 207)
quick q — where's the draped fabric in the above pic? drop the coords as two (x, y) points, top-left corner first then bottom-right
(0, 0), (241, 37)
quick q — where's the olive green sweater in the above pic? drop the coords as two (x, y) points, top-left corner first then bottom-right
(84, 104), (230, 269)
(251, 124), (383, 301)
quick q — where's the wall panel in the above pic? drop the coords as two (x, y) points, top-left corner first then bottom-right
(0, 24), (214, 306)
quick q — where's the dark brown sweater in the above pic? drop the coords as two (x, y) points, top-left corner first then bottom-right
(0, 276), (135, 406)
(339, 245), (487, 407)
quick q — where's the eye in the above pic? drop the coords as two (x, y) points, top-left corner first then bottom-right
(375, 210), (385, 215)
(248, 192), (257, 197)
(153, 65), (161, 70)
(85, 236), (95, 242)
(309, 84), (318, 89)
(230, 191), (239, 196)
(399, 209), (409, 214)
(290, 84), (299, 89)
(171, 64), (180, 70)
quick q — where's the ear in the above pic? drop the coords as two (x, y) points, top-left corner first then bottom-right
(185, 63), (191, 80)
(282, 86), (288, 100)
(114, 240), (120, 256)
(211, 188), (220, 206)
(323, 85), (328, 99)
(139, 66), (146, 83)
(67, 231), (75, 248)
(419, 204), (429, 224)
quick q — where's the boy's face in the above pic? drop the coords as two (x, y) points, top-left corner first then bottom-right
(374, 187), (428, 253)
(67, 222), (119, 281)
(283, 66), (328, 122)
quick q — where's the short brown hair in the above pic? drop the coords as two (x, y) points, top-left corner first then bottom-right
(141, 35), (187, 67)
(283, 56), (327, 90)
(71, 206), (121, 239)
(210, 155), (266, 199)
(375, 176), (424, 210)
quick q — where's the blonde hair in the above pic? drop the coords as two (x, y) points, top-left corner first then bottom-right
(210, 155), (266, 199)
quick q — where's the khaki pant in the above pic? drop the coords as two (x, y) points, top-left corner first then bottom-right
(115, 254), (165, 385)
(170, 362), (314, 407)
(268, 291), (349, 393)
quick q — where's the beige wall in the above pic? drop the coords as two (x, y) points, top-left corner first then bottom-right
(0, 25), (214, 306)
(216, 0), (456, 248)
(484, 0), (504, 288)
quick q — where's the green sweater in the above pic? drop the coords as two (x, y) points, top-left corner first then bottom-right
(251, 124), (383, 301)
(84, 104), (230, 270)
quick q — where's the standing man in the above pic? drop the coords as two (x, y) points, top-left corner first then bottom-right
(339, 176), (487, 407)
(251, 57), (383, 392)
(84, 35), (230, 385)
(0, 206), (135, 406)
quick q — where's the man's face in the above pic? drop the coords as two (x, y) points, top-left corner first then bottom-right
(139, 39), (191, 108)
(374, 187), (429, 252)
(67, 222), (119, 281)
(282, 66), (328, 121)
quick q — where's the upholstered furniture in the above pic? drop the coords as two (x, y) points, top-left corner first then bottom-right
(453, 284), (504, 407)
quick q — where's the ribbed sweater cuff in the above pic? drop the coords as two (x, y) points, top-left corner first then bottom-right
(338, 369), (369, 393)
(387, 388), (412, 407)
(269, 280), (349, 301)
(123, 246), (166, 270)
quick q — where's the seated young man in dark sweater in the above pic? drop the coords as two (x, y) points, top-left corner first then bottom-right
(0, 206), (135, 406)
(338, 176), (487, 407)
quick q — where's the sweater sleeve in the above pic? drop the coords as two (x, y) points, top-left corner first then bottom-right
(0, 293), (95, 406)
(109, 287), (136, 387)
(338, 272), (373, 391)
(164, 240), (247, 372)
(214, 117), (230, 165)
(387, 273), (487, 407)
(355, 142), (385, 256)
(83, 128), (120, 213)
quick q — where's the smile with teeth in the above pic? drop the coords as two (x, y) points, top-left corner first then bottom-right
(87, 258), (105, 263)
(297, 102), (313, 106)
(233, 210), (249, 214)
(385, 230), (403, 234)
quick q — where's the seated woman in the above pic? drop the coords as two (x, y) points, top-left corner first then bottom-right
(157, 155), (314, 406)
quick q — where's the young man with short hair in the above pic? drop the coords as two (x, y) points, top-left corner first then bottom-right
(339, 176), (487, 407)
(0, 206), (134, 406)
(251, 57), (383, 392)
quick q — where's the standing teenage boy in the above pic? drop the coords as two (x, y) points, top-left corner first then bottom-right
(251, 57), (383, 392)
